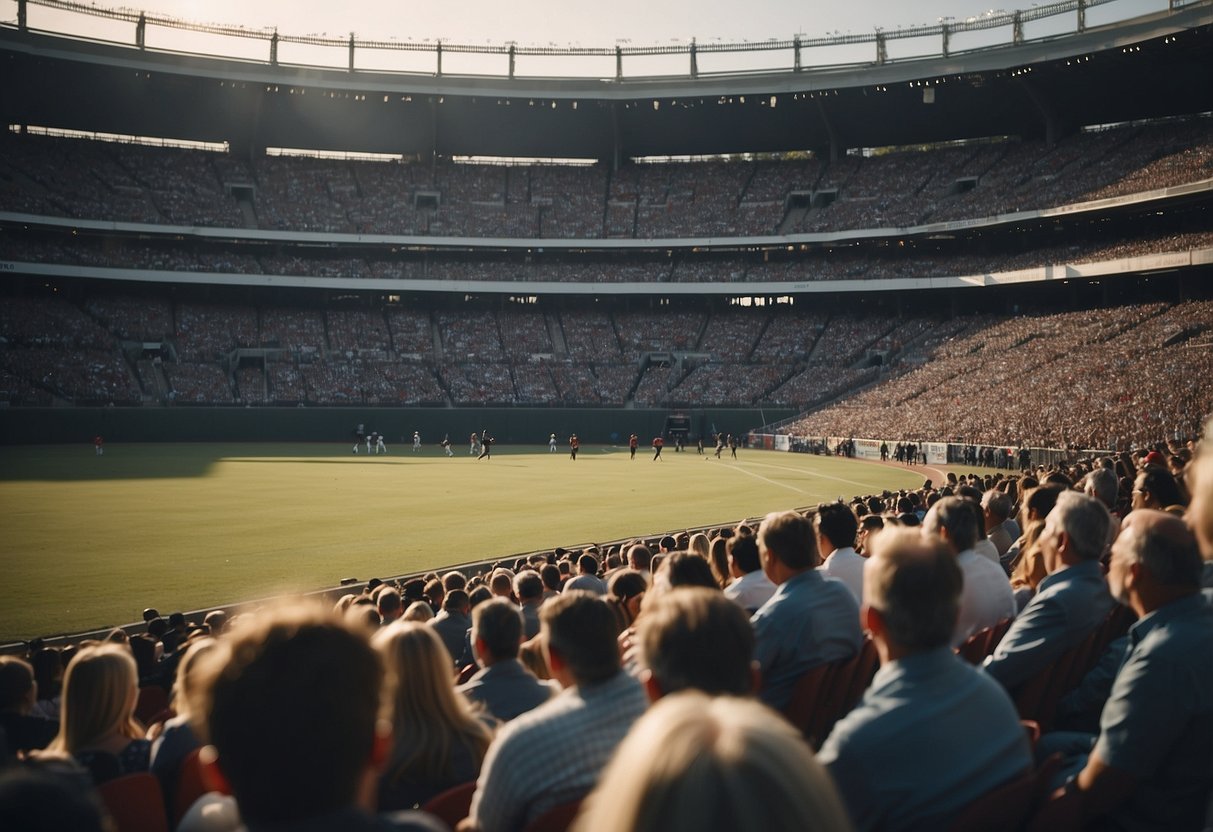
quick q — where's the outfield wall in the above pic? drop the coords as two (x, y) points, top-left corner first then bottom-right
(0, 406), (795, 446)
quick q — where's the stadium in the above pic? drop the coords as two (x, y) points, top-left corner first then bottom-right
(1, 0), (1212, 829)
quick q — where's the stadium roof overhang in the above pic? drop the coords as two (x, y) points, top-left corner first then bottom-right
(1, 6), (1212, 158)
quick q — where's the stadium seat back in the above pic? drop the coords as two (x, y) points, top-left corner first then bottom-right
(97, 772), (169, 832)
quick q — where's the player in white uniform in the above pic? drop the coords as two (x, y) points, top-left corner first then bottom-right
(441, 435), (453, 457)
(549, 433), (557, 452)
(376, 433), (388, 454)
(412, 431), (421, 452)
(366, 432), (374, 454)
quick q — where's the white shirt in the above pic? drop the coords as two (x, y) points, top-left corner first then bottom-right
(820, 546), (866, 604)
(724, 569), (777, 612)
(953, 549), (1017, 647)
(974, 538), (1001, 565)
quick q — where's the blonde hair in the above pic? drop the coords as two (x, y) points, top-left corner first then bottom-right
(46, 643), (141, 755)
(707, 536), (731, 589)
(575, 692), (852, 832)
(170, 637), (217, 723)
(372, 622), (492, 784)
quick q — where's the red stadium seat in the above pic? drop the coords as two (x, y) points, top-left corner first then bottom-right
(173, 747), (231, 828)
(421, 781), (477, 829)
(946, 753), (1061, 832)
(134, 686), (170, 726)
(97, 773), (169, 832)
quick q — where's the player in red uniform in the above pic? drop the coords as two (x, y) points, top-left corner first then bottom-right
(652, 435), (664, 461)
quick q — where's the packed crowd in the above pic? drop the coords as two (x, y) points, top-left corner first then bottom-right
(3, 431), (1211, 832)
(3, 118), (1210, 239)
(791, 299), (1213, 449)
(4, 294), (1210, 433)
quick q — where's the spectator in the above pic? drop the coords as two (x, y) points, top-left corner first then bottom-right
(458, 598), (556, 723)
(463, 592), (648, 832)
(576, 693), (853, 832)
(982, 490), (1015, 559)
(0, 656), (58, 753)
(818, 529), (1031, 831)
(815, 503), (865, 603)
(750, 510), (862, 711)
(377, 588), (404, 626)
(34, 643), (150, 784)
(982, 492), (1114, 692)
(722, 533), (776, 613)
(150, 637), (219, 810)
(514, 572), (545, 640)
(637, 588), (756, 699)
(373, 622), (493, 811)
(563, 554), (607, 595)
(1045, 509), (1212, 829)
(922, 497), (1017, 646)
(604, 569), (647, 634)
(196, 605), (444, 831)
(430, 590), (473, 666)
(625, 544), (652, 574)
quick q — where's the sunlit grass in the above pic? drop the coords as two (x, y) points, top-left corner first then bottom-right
(0, 443), (929, 642)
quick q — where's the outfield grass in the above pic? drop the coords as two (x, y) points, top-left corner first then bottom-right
(0, 443), (930, 643)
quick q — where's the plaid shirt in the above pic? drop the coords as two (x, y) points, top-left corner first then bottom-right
(469, 670), (647, 832)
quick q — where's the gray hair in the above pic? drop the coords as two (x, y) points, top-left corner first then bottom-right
(1120, 515), (1203, 589)
(1052, 491), (1112, 562)
(1084, 468), (1118, 508)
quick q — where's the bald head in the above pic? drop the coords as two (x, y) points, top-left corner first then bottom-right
(1112, 509), (1202, 597)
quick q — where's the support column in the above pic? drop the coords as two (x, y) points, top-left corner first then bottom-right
(270, 31), (278, 65)
(436, 41), (443, 77)
(348, 34), (355, 72)
(136, 13), (146, 49)
(690, 40), (698, 79)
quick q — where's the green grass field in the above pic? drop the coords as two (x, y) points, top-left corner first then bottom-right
(0, 443), (931, 643)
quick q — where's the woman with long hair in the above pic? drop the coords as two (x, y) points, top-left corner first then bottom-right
(372, 622), (493, 810)
(150, 638), (218, 804)
(705, 535), (732, 590)
(36, 643), (150, 783)
(606, 569), (648, 634)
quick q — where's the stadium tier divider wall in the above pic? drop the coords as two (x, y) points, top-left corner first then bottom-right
(0, 407), (796, 446)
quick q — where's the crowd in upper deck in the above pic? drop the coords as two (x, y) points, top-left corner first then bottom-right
(2, 118), (1210, 240)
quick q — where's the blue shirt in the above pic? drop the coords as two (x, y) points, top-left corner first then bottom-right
(819, 647), (1031, 832)
(1092, 594), (1213, 832)
(983, 560), (1113, 691)
(458, 658), (556, 723)
(751, 569), (862, 711)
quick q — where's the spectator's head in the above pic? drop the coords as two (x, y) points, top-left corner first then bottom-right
(1132, 466), (1184, 511)
(578, 553), (600, 577)
(169, 637), (218, 725)
(814, 502), (859, 555)
(423, 578), (445, 610)
(470, 598), (524, 665)
(490, 568), (516, 598)
(442, 589), (470, 615)
(540, 563), (562, 593)
(656, 551), (719, 595)
(402, 601), (434, 623)
(921, 496), (980, 554)
(540, 591), (620, 687)
(1084, 468), (1118, 509)
(857, 514), (885, 555)
(864, 528), (962, 654)
(46, 643), (141, 756)
(401, 579), (426, 603)
(726, 534), (761, 577)
(198, 606), (386, 825)
(757, 510), (819, 581)
(578, 692), (852, 832)
(638, 588), (755, 699)
(981, 489), (1012, 531)
(1109, 509), (1202, 615)
(0, 767), (107, 832)
(515, 571), (544, 605)
(659, 535), (678, 554)
(1040, 491), (1112, 571)
(376, 588), (403, 624)
(0, 656), (37, 714)
(627, 544), (653, 573)
(606, 569), (648, 632)
(441, 571), (467, 592)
